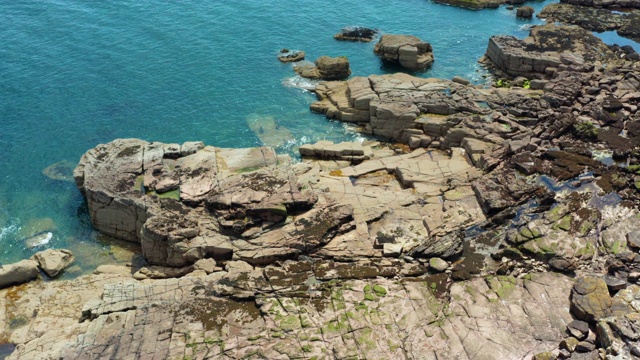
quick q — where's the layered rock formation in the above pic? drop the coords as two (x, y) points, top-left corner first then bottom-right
(373, 34), (434, 71)
(294, 56), (351, 80)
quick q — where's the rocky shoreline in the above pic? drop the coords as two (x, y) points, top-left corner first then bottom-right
(2, 7), (640, 360)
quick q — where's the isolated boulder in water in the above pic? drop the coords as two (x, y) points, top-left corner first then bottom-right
(516, 6), (534, 18)
(373, 34), (434, 71)
(0, 259), (39, 289)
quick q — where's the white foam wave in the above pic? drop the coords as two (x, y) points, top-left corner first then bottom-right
(281, 75), (320, 91)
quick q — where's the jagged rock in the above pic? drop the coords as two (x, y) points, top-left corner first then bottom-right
(570, 276), (630, 323)
(567, 320), (590, 340)
(410, 231), (463, 259)
(277, 49), (305, 63)
(516, 6), (534, 18)
(32, 249), (75, 278)
(333, 26), (378, 42)
(0, 259), (39, 289)
(486, 24), (615, 78)
(373, 34), (434, 71)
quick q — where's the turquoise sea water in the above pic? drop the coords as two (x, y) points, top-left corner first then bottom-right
(0, 0), (637, 272)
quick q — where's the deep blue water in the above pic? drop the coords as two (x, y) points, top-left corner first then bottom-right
(0, 0), (637, 272)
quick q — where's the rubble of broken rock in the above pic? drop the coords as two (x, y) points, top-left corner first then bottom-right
(2, 22), (640, 360)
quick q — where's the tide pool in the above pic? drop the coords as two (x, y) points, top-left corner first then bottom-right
(0, 0), (637, 273)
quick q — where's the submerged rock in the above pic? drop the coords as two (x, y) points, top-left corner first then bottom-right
(42, 160), (76, 182)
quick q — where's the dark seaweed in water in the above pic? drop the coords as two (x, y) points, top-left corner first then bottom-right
(0, 343), (15, 360)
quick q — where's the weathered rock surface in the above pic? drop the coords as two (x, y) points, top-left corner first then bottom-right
(0, 260), (39, 289)
(294, 56), (351, 80)
(32, 249), (75, 278)
(1, 266), (574, 360)
(485, 24), (616, 78)
(373, 34), (434, 71)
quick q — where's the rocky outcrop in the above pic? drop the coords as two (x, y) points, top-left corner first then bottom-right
(516, 5), (534, 18)
(333, 26), (378, 42)
(0, 260), (39, 289)
(294, 56), (351, 80)
(373, 34), (434, 71)
(277, 49), (305, 63)
(32, 249), (75, 278)
(485, 24), (617, 78)
(561, 0), (640, 9)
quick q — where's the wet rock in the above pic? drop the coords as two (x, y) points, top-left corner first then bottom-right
(277, 49), (305, 63)
(333, 26), (378, 42)
(373, 34), (434, 71)
(0, 259), (39, 289)
(23, 232), (53, 250)
(451, 270), (471, 281)
(32, 249), (75, 278)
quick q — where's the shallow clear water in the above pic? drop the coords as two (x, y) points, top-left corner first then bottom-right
(0, 0), (638, 272)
